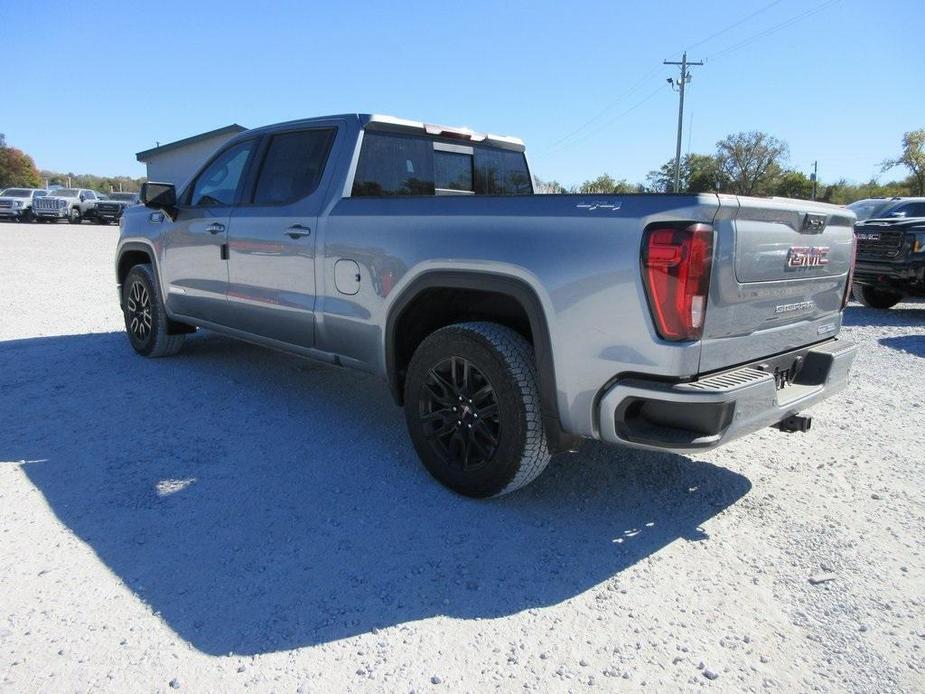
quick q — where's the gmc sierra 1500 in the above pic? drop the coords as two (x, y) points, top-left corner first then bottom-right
(115, 114), (858, 497)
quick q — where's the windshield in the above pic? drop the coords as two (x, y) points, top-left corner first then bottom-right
(51, 189), (78, 197)
(108, 193), (137, 201)
(1, 188), (32, 197)
(848, 199), (892, 222)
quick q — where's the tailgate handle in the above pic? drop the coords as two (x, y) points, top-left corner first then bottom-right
(802, 214), (827, 233)
(205, 223), (225, 235)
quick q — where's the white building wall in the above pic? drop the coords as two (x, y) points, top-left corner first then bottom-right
(142, 133), (240, 190)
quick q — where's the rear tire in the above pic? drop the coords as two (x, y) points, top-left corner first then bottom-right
(403, 322), (551, 498)
(122, 264), (186, 357)
(852, 283), (902, 309)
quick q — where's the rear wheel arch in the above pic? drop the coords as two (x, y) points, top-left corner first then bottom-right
(385, 271), (572, 451)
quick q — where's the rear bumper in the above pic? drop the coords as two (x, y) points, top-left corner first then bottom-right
(597, 338), (857, 452)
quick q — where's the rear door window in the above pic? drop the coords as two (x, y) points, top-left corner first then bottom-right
(352, 132), (435, 196)
(252, 128), (336, 205)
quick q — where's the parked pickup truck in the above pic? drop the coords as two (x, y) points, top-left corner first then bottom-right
(115, 114), (858, 497)
(33, 188), (101, 223)
(96, 192), (140, 224)
(852, 216), (925, 308)
(0, 187), (47, 222)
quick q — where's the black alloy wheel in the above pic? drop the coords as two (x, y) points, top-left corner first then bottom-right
(418, 355), (501, 472)
(126, 279), (153, 344)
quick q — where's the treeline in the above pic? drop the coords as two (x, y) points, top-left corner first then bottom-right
(536, 129), (925, 204)
(0, 133), (146, 192)
(38, 170), (146, 193)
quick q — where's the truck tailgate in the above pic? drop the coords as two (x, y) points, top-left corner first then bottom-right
(699, 195), (855, 373)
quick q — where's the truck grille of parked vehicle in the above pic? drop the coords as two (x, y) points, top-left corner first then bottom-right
(856, 230), (905, 259)
(34, 197), (67, 211)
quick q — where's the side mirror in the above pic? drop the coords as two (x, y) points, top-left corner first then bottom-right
(141, 181), (177, 212)
(79, 194), (86, 202)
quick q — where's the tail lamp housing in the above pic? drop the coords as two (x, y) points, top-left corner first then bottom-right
(641, 223), (715, 341)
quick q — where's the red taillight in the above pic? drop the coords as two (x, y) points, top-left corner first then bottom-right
(842, 234), (857, 309)
(641, 223), (714, 341)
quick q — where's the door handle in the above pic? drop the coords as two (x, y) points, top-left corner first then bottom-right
(206, 223), (225, 235)
(286, 224), (311, 239)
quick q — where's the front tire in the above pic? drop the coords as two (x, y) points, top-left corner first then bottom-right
(122, 264), (186, 357)
(21, 209), (35, 223)
(404, 322), (551, 498)
(852, 283), (903, 309)
(68, 208), (82, 224)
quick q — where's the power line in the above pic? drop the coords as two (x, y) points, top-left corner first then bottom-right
(541, 82), (670, 156)
(540, 0), (843, 161)
(681, 0), (788, 54)
(665, 52), (703, 193)
(706, 0), (843, 61)
(541, 65), (661, 153)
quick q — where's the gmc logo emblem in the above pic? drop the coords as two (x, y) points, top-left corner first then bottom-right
(787, 246), (830, 268)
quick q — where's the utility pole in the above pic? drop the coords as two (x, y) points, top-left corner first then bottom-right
(811, 161), (818, 200)
(664, 52), (703, 193)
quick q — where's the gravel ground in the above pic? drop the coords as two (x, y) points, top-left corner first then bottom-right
(0, 222), (922, 693)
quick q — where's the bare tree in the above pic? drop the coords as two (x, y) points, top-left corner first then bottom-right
(882, 129), (925, 195)
(715, 131), (788, 196)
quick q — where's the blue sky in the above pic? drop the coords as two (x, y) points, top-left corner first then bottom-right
(2, 0), (922, 187)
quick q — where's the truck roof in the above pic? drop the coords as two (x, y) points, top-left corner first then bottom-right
(244, 114), (526, 151)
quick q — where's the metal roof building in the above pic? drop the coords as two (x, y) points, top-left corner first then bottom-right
(136, 124), (247, 189)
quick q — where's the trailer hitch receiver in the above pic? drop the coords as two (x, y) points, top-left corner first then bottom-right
(774, 414), (813, 433)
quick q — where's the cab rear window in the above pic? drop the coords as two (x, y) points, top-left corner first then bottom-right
(351, 132), (531, 197)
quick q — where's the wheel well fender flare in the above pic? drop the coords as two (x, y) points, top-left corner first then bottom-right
(116, 241), (160, 295)
(384, 270), (560, 434)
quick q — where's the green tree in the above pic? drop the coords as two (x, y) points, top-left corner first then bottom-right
(646, 154), (727, 193)
(533, 176), (567, 194)
(815, 177), (912, 205)
(882, 129), (925, 195)
(773, 170), (814, 199)
(715, 131), (788, 196)
(575, 173), (637, 194)
(0, 134), (42, 188)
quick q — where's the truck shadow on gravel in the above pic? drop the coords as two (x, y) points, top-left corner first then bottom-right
(1, 331), (751, 656)
(842, 301), (925, 327)
(879, 335), (925, 357)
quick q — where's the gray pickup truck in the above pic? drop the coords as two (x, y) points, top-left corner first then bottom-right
(116, 114), (857, 497)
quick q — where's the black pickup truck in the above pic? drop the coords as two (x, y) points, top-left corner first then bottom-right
(852, 217), (925, 308)
(95, 192), (140, 224)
